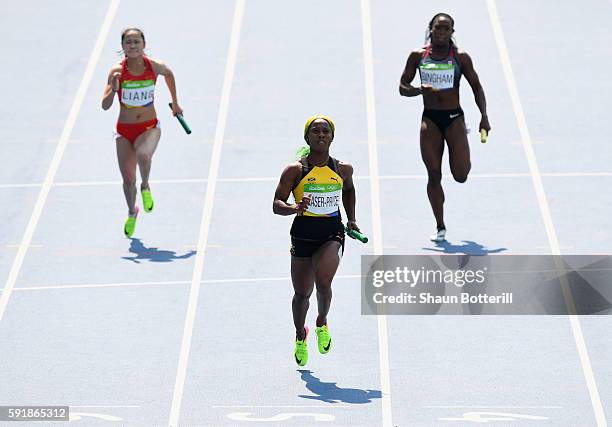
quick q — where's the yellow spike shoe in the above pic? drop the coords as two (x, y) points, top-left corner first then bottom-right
(141, 189), (154, 213)
(124, 206), (139, 238)
(315, 324), (332, 354)
(294, 326), (309, 366)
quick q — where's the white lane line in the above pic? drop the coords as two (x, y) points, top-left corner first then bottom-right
(70, 406), (141, 408)
(0, 0), (120, 324)
(167, 2), (244, 426)
(1, 172), (611, 190)
(424, 405), (562, 409)
(377, 172), (612, 179)
(16, 281), (190, 291)
(487, 1), (606, 426)
(361, 1), (392, 426)
(0, 404), (140, 408)
(0, 183), (42, 189)
(213, 405), (352, 409)
(0, 177), (273, 189)
(11, 274), (363, 292)
(541, 172), (612, 177)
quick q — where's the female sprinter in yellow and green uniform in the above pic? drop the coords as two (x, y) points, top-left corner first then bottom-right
(273, 116), (361, 366)
(101, 28), (183, 237)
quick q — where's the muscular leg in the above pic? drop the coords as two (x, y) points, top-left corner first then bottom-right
(312, 241), (342, 327)
(116, 137), (138, 216)
(445, 117), (471, 183)
(420, 117), (445, 229)
(133, 128), (160, 190)
(291, 256), (315, 340)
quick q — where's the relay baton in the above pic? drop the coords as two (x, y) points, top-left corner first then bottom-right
(480, 129), (488, 143)
(169, 103), (192, 134)
(345, 225), (368, 244)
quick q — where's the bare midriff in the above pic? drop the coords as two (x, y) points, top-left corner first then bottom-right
(422, 88), (460, 110)
(118, 105), (157, 124)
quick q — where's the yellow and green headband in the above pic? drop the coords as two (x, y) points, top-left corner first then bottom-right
(303, 115), (335, 142)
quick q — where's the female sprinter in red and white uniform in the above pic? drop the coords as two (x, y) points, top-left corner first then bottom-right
(102, 28), (183, 237)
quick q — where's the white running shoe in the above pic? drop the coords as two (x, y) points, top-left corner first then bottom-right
(430, 227), (446, 242)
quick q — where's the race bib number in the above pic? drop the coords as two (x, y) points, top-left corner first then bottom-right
(420, 63), (455, 90)
(121, 79), (155, 107)
(304, 183), (342, 216)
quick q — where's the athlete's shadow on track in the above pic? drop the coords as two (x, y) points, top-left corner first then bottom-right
(297, 370), (381, 404)
(423, 240), (507, 255)
(122, 238), (196, 263)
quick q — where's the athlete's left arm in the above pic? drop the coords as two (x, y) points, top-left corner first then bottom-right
(339, 162), (360, 232)
(151, 58), (183, 116)
(459, 51), (491, 132)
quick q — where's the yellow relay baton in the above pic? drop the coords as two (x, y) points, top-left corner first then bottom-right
(480, 129), (488, 144)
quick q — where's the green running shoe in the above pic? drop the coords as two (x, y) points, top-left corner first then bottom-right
(141, 188), (154, 213)
(315, 324), (332, 354)
(294, 326), (309, 367)
(124, 206), (139, 238)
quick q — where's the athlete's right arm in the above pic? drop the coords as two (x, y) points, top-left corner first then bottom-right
(101, 65), (122, 110)
(399, 50), (424, 97)
(273, 163), (309, 216)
